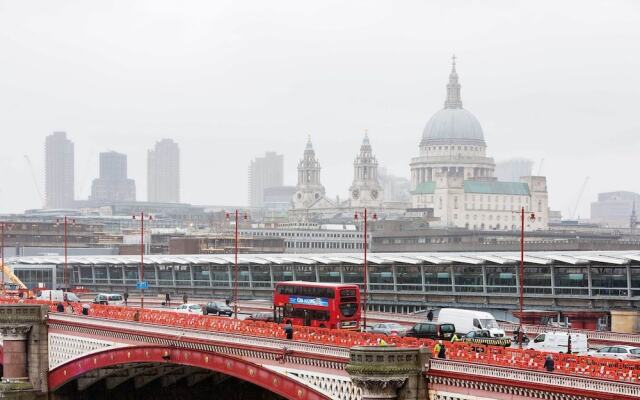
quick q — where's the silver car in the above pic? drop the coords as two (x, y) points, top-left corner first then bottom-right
(368, 323), (408, 337)
(589, 345), (640, 360)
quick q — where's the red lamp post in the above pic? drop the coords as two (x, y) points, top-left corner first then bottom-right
(1, 222), (15, 294)
(354, 208), (377, 331)
(133, 212), (152, 309)
(226, 210), (248, 319)
(516, 206), (535, 348)
(55, 217), (76, 290)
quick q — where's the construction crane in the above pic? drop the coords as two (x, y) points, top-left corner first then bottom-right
(1, 261), (29, 295)
(24, 155), (45, 207)
(570, 177), (590, 220)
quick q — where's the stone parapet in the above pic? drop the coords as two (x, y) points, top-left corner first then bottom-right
(346, 346), (428, 400)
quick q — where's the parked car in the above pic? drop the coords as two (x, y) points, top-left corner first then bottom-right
(405, 322), (456, 340)
(93, 293), (125, 306)
(437, 308), (506, 338)
(175, 303), (204, 315)
(368, 323), (409, 337)
(462, 330), (511, 347)
(589, 346), (640, 360)
(527, 332), (588, 355)
(203, 302), (233, 317)
(246, 312), (275, 322)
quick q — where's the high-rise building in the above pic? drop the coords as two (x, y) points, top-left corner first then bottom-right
(90, 151), (136, 203)
(248, 152), (283, 208)
(147, 139), (180, 203)
(45, 131), (75, 209)
(495, 158), (534, 182)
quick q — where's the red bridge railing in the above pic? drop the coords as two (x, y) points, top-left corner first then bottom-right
(3, 298), (640, 384)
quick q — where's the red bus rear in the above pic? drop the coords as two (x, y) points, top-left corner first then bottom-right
(273, 281), (360, 330)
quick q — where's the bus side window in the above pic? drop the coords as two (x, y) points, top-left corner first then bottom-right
(473, 319), (481, 329)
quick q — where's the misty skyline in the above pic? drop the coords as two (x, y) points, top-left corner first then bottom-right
(1, 0), (639, 218)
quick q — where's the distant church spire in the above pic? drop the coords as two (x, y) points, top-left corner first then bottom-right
(444, 55), (463, 109)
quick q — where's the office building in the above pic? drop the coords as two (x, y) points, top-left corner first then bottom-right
(591, 191), (640, 228)
(90, 151), (136, 203)
(147, 139), (180, 203)
(248, 152), (284, 208)
(45, 131), (74, 209)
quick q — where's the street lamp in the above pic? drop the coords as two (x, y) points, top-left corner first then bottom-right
(354, 208), (377, 331)
(133, 212), (153, 309)
(55, 217), (76, 290)
(1, 222), (15, 294)
(515, 206), (535, 348)
(226, 210), (248, 319)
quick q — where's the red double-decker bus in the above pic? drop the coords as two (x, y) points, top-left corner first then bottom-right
(273, 281), (360, 330)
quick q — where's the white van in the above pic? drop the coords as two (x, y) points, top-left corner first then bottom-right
(527, 332), (588, 355)
(93, 293), (125, 306)
(37, 290), (80, 303)
(437, 308), (506, 338)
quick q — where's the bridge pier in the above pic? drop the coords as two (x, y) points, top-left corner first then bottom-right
(0, 304), (49, 400)
(346, 346), (429, 400)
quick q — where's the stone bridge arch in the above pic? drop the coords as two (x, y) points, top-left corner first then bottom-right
(48, 345), (331, 400)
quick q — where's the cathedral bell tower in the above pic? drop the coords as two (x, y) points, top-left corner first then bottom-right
(292, 136), (326, 209)
(349, 131), (383, 207)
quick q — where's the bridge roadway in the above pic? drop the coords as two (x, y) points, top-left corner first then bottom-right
(41, 303), (640, 400)
(232, 301), (640, 347)
(86, 294), (640, 347)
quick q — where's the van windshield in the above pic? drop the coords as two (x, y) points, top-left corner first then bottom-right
(479, 319), (498, 329)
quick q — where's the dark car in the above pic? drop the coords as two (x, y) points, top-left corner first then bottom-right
(203, 301), (233, 316)
(246, 312), (275, 322)
(405, 322), (456, 340)
(463, 330), (512, 347)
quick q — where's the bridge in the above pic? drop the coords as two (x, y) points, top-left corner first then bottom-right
(0, 300), (639, 400)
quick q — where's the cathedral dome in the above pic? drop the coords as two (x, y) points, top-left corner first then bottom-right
(421, 56), (486, 147)
(421, 108), (485, 146)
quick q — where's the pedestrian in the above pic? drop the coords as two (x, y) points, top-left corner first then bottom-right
(165, 292), (171, 307)
(56, 302), (65, 313)
(544, 354), (555, 372)
(66, 303), (74, 314)
(133, 309), (140, 322)
(284, 320), (294, 340)
(427, 310), (434, 322)
(82, 304), (89, 316)
(225, 298), (231, 306)
(183, 294), (188, 304)
(437, 341), (446, 359)
(123, 291), (129, 306)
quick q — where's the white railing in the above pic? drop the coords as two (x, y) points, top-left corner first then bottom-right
(49, 313), (350, 361)
(430, 359), (640, 398)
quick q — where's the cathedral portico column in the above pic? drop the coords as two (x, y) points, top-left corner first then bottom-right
(1, 325), (31, 381)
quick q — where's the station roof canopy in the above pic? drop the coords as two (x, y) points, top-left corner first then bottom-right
(9, 251), (640, 267)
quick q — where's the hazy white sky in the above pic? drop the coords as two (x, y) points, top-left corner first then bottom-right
(0, 0), (638, 218)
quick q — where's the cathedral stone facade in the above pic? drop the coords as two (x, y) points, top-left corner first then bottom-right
(289, 135), (388, 220)
(410, 58), (548, 230)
